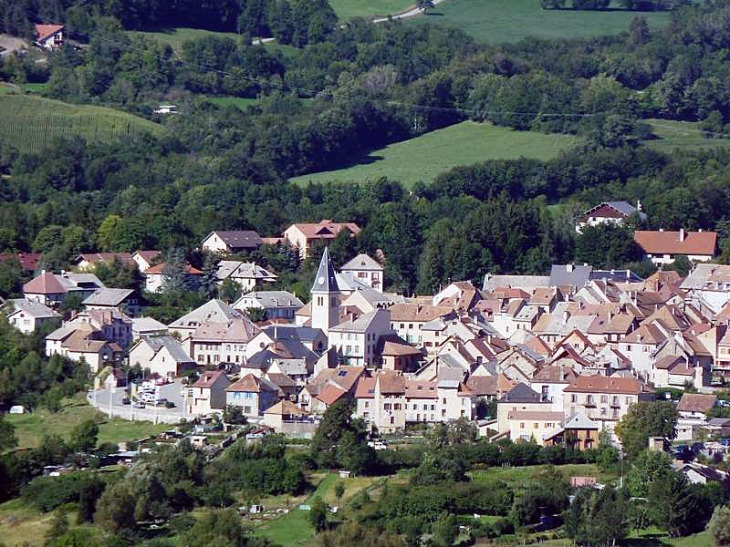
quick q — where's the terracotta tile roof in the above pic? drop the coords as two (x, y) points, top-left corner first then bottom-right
(389, 303), (453, 323)
(194, 370), (228, 388)
(564, 376), (645, 395)
(23, 272), (68, 295)
(634, 230), (717, 256)
(621, 323), (667, 345)
(508, 411), (565, 421)
(36, 24), (63, 42)
(227, 373), (277, 393)
(533, 365), (577, 383)
(381, 339), (422, 357)
(465, 375), (496, 397)
(677, 393), (716, 413)
(290, 220), (361, 239)
(355, 377), (376, 399)
(264, 400), (308, 416)
(144, 262), (203, 275)
(525, 336), (552, 356)
(405, 380), (438, 399)
(377, 371), (406, 394)
(316, 383), (348, 406)
(530, 288), (556, 306)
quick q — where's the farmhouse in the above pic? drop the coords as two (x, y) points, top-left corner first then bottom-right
(634, 229), (717, 266)
(201, 230), (264, 254)
(35, 24), (64, 50)
(575, 201), (646, 233)
(7, 298), (60, 334)
(340, 254), (384, 292)
(283, 219), (361, 259)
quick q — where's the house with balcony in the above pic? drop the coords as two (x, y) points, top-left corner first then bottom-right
(563, 376), (654, 431)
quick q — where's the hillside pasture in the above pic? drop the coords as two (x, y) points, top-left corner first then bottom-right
(0, 95), (166, 154)
(290, 121), (581, 188)
(409, 0), (671, 44)
(329, 0), (414, 20)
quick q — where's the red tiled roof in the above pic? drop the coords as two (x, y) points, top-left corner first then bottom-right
(36, 24), (63, 42)
(290, 220), (361, 239)
(23, 272), (67, 295)
(564, 376), (645, 395)
(677, 393), (716, 413)
(144, 262), (203, 275)
(355, 377), (376, 399)
(194, 370), (227, 388)
(634, 230), (717, 256)
(316, 383), (348, 406)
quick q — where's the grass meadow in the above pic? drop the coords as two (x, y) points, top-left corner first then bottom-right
(409, 0), (672, 44)
(290, 121), (581, 188)
(0, 94), (166, 154)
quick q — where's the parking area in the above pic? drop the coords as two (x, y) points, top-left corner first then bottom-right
(89, 380), (188, 424)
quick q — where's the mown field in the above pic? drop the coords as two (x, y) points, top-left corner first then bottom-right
(329, 0), (413, 20)
(410, 0), (672, 44)
(128, 27), (245, 51)
(5, 396), (168, 451)
(646, 118), (730, 152)
(290, 121), (581, 188)
(0, 94), (167, 154)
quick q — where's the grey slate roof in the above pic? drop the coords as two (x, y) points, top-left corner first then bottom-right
(264, 325), (323, 343)
(311, 247), (339, 294)
(142, 334), (194, 364)
(83, 288), (135, 307)
(329, 309), (386, 333)
(483, 274), (550, 292)
(341, 254), (383, 272)
(9, 298), (60, 319)
(590, 270), (644, 283)
(169, 299), (241, 330)
(207, 230), (263, 249)
(235, 291), (304, 309)
(499, 382), (542, 403)
(549, 265), (592, 289)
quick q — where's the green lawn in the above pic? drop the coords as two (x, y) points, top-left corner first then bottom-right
(6, 396), (168, 450)
(410, 0), (671, 44)
(329, 0), (413, 20)
(128, 27), (245, 51)
(645, 118), (730, 152)
(470, 463), (618, 485)
(290, 121), (580, 188)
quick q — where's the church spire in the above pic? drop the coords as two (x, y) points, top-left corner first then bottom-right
(311, 247), (340, 294)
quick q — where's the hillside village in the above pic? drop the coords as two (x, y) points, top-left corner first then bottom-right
(3, 208), (730, 449)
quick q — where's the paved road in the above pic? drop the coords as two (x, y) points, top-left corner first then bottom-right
(89, 381), (189, 424)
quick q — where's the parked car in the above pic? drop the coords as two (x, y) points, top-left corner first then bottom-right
(153, 398), (168, 407)
(155, 377), (170, 386)
(133, 401), (146, 409)
(367, 441), (388, 451)
(121, 397), (131, 405)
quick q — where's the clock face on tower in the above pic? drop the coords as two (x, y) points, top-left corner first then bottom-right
(318, 276), (325, 286)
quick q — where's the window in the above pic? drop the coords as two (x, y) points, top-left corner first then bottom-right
(244, 406), (251, 414)
(520, 423), (525, 428)
(601, 407), (607, 415)
(626, 344), (632, 351)
(364, 401), (369, 408)
(601, 395), (608, 404)
(533, 423), (538, 429)
(384, 403), (391, 411)
(442, 398), (446, 404)
(571, 394), (577, 403)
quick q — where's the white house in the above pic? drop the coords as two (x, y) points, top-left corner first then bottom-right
(186, 371), (231, 416)
(35, 24), (64, 50)
(634, 229), (717, 266)
(201, 230), (263, 254)
(329, 308), (393, 367)
(233, 291), (304, 321)
(216, 261), (277, 292)
(7, 298), (60, 334)
(575, 201), (645, 233)
(340, 254), (384, 292)
(128, 334), (195, 378)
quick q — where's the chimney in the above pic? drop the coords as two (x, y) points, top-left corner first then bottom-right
(566, 263), (574, 273)
(679, 228), (686, 242)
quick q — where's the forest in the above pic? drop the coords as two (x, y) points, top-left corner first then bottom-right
(1, 1), (730, 297)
